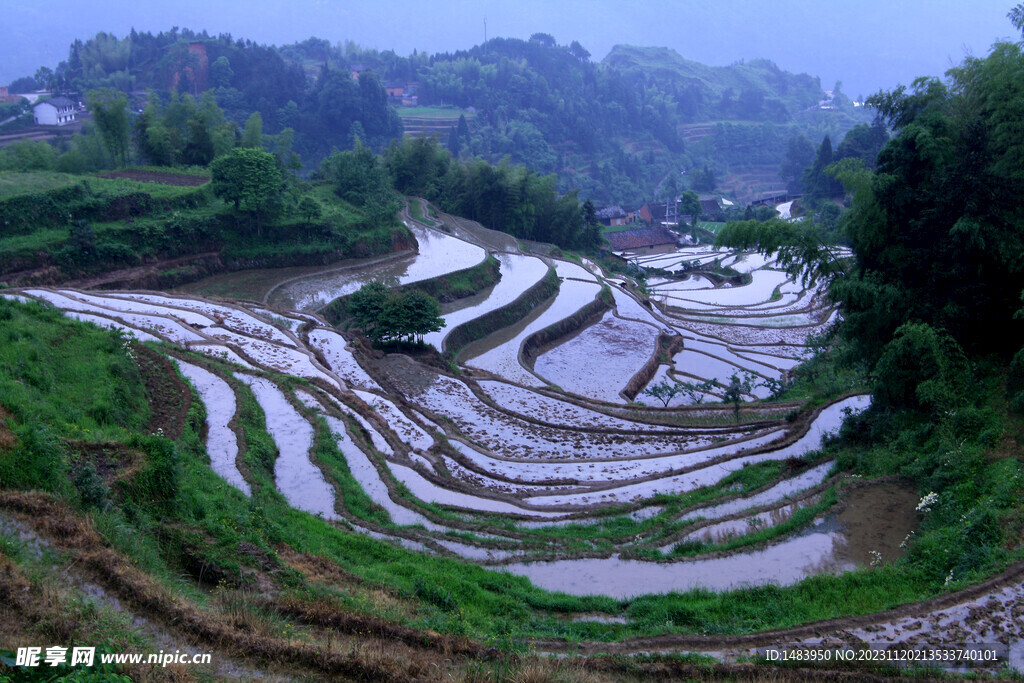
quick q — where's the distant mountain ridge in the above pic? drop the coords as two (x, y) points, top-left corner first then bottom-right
(602, 45), (824, 122)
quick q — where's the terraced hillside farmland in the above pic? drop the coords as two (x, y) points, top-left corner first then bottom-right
(3, 201), (1021, 677)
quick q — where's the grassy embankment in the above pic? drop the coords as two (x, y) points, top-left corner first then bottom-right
(2, 296), (1022, 661)
(0, 169), (409, 287)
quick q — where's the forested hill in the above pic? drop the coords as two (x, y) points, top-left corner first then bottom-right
(602, 45), (823, 122)
(353, 35), (873, 202)
(9, 29), (872, 203)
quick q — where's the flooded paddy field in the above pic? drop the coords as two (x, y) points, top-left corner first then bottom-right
(11, 205), (1012, 673)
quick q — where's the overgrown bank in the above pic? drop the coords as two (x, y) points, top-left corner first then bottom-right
(0, 170), (412, 289)
(446, 266), (560, 361)
(520, 283), (615, 370)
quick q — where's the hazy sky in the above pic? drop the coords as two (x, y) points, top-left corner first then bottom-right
(4, 0), (1018, 98)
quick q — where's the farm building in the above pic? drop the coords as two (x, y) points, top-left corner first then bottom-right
(604, 226), (678, 254)
(32, 96), (76, 126)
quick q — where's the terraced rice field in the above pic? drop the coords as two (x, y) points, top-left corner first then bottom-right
(9, 209), (1018, 668)
(0, 215), (932, 612)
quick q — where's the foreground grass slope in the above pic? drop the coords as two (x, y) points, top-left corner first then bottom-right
(0, 294), (1022, 681)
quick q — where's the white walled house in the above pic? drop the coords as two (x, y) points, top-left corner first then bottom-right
(33, 96), (76, 126)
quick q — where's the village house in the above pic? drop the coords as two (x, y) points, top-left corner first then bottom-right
(604, 225), (678, 255)
(595, 204), (635, 227)
(32, 96), (77, 126)
(0, 86), (22, 103)
(637, 200), (679, 227)
(383, 82), (405, 100)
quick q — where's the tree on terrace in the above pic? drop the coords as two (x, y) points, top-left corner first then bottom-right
(210, 147), (283, 234)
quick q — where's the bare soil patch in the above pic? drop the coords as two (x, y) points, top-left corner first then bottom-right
(133, 342), (191, 440)
(0, 405), (15, 450)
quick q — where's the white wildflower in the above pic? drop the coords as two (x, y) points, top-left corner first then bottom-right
(916, 492), (939, 513)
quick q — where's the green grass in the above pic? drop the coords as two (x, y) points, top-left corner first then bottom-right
(696, 221), (726, 233)
(0, 297), (150, 443)
(397, 106), (473, 119)
(2, 297), (1022, 654)
(0, 170), (80, 199)
(407, 198), (440, 227)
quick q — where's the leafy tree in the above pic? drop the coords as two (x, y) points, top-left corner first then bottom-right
(348, 284), (443, 344)
(643, 378), (717, 406)
(87, 88), (131, 167)
(0, 139), (57, 171)
(723, 374), (743, 421)
(348, 281), (390, 339)
(240, 112), (263, 149)
(833, 45), (1024, 361)
(643, 380), (684, 407)
(679, 190), (701, 226)
(834, 118), (889, 168)
(8, 75), (39, 93)
(529, 33), (557, 47)
(446, 124), (460, 155)
(328, 141), (398, 225)
(210, 147), (283, 233)
(568, 40), (591, 62)
(210, 55), (233, 88)
(715, 218), (846, 286)
(34, 67), (55, 91)
(298, 196), (322, 225)
(457, 114), (471, 147)
(801, 135), (843, 203)
(873, 322), (970, 414)
(379, 290), (444, 344)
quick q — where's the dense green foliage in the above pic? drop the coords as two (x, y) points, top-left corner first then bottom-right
(134, 91), (236, 166)
(210, 147), (284, 229)
(835, 43), (1024, 361)
(0, 169), (406, 282)
(720, 16), (1024, 599)
(325, 142), (399, 226)
(10, 27), (876, 204)
(347, 282), (444, 344)
(385, 136), (600, 249)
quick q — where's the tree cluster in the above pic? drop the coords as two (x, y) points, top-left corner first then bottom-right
(383, 136), (600, 250)
(347, 282), (444, 345)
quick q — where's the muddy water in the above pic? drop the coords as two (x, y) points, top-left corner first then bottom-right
(502, 525), (851, 598)
(266, 224), (486, 311)
(505, 478), (920, 598)
(174, 360), (249, 496)
(830, 481), (919, 567)
(423, 252), (548, 351)
(463, 279), (602, 386)
(234, 375), (338, 520)
(534, 311), (659, 403)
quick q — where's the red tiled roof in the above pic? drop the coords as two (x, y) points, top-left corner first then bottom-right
(605, 226), (677, 250)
